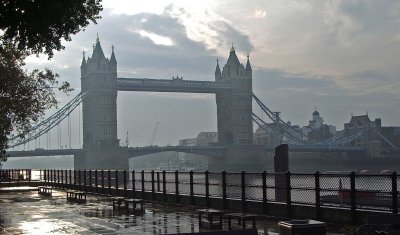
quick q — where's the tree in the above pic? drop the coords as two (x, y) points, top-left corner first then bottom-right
(0, 0), (103, 164)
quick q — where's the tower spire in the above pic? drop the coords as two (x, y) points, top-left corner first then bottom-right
(245, 53), (252, 71)
(80, 50), (86, 68)
(215, 57), (221, 77)
(110, 45), (117, 64)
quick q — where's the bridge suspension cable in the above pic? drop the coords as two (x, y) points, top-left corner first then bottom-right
(252, 93), (377, 148)
(7, 91), (87, 148)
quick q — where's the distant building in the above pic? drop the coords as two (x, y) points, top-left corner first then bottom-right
(343, 114), (381, 148)
(303, 109), (336, 142)
(342, 114), (400, 157)
(254, 108), (336, 146)
(196, 132), (218, 146)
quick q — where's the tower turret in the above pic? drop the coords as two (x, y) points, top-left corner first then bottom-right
(215, 58), (221, 80)
(110, 45), (117, 65)
(245, 54), (252, 71)
(80, 50), (86, 68)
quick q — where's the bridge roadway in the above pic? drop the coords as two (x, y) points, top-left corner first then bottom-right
(6, 145), (366, 158)
(116, 77), (232, 93)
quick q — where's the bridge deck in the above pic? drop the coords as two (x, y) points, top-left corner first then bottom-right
(117, 77), (232, 93)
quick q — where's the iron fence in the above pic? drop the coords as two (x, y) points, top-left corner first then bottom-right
(33, 169), (400, 216)
(0, 169), (31, 182)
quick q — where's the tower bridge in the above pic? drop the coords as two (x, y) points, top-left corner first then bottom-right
(6, 36), (392, 171)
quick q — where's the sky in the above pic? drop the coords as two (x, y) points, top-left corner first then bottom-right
(21, 0), (400, 148)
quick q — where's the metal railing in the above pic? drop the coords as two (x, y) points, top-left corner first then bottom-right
(39, 169), (399, 216)
(0, 169), (32, 182)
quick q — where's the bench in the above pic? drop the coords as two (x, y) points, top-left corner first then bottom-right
(111, 197), (126, 210)
(74, 192), (87, 203)
(124, 199), (144, 213)
(38, 186), (52, 196)
(66, 190), (76, 201)
(197, 209), (224, 229)
(225, 213), (257, 230)
(66, 190), (87, 203)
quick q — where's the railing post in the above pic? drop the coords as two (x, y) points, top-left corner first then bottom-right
(350, 171), (356, 224)
(69, 169), (72, 189)
(162, 170), (166, 203)
(78, 170), (82, 190)
(61, 169), (64, 187)
(262, 171), (267, 214)
(89, 170), (92, 192)
(83, 170), (87, 191)
(73, 170), (77, 190)
(108, 170), (111, 195)
(315, 171), (321, 220)
(132, 170), (136, 198)
(175, 170), (179, 204)
(123, 170), (127, 198)
(222, 171), (227, 210)
(94, 170), (98, 193)
(57, 169), (60, 186)
(101, 170), (105, 195)
(205, 170), (210, 207)
(392, 171), (398, 214)
(241, 171), (246, 212)
(286, 171), (292, 217)
(157, 171), (161, 192)
(115, 170), (119, 196)
(190, 170), (194, 205)
(141, 170), (145, 200)
(28, 169), (31, 182)
(151, 170), (155, 201)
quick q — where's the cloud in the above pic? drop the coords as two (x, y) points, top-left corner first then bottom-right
(16, 1), (400, 149)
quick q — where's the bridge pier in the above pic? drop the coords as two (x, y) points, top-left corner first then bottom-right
(208, 145), (266, 172)
(74, 147), (129, 170)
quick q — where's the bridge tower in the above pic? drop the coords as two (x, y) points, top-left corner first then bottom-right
(77, 36), (128, 169)
(215, 46), (253, 145)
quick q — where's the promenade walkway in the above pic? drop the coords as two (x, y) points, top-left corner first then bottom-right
(0, 187), (356, 234)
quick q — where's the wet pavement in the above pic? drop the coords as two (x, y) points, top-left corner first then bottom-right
(0, 188), (354, 234)
(0, 189), (282, 234)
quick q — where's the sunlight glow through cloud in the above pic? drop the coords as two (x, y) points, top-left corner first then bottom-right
(135, 30), (174, 46)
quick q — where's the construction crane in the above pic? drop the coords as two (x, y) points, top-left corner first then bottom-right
(149, 121), (159, 147)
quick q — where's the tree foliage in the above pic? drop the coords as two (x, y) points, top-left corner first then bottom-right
(0, 0), (103, 164)
(0, 0), (102, 57)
